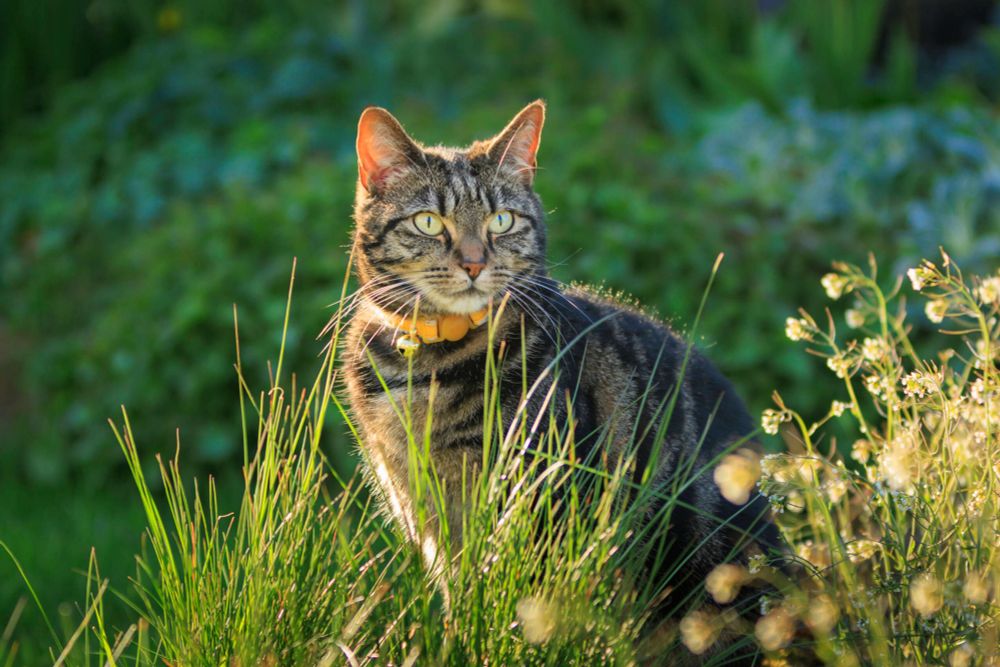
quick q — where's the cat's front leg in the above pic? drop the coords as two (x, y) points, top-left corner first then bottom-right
(364, 435), (456, 608)
(364, 437), (419, 545)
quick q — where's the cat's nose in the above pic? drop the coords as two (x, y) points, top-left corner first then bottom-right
(461, 259), (486, 279)
(457, 239), (487, 279)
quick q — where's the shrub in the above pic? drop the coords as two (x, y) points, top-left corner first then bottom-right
(682, 253), (1000, 663)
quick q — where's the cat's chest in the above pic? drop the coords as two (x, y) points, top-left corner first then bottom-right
(344, 322), (494, 455)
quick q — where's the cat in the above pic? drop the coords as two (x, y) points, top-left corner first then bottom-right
(342, 100), (777, 619)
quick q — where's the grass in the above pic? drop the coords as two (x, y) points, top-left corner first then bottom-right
(4, 256), (771, 665)
(3, 252), (998, 665)
(0, 480), (151, 665)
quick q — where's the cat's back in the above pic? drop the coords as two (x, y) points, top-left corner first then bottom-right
(554, 286), (774, 595)
(550, 285), (755, 459)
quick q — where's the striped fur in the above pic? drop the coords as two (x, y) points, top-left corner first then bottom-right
(342, 102), (776, 612)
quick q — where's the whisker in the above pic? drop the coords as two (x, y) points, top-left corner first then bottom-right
(357, 292), (420, 357)
(327, 273), (399, 308)
(330, 262), (594, 357)
(546, 248), (583, 270)
(502, 285), (561, 348)
(500, 272), (593, 323)
(320, 279), (411, 339)
(346, 288), (417, 356)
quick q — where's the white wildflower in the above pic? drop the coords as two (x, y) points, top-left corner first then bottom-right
(969, 377), (987, 404)
(761, 409), (790, 436)
(910, 573), (944, 617)
(706, 564), (746, 604)
(822, 273), (848, 300)
(902, 371), (938, 398)
(796, 540), (831, 569)
(851, 439), (872, 464)
(747, 553), (767, 575)
(881, 431), (918, 492)
(714, 449), (762, 505)
(755, 607), (794, 651)
(861, 337), (888, 362)
(976, 275), (1000, 306)
(680, 610), (718, 655)
(845, 308), (865, 328)
(784, 317), (810, 342)
(830, 400), (851, 417)
(907, 267), (927, 291)
(806, 595), (839, 635)
(846, 539), (880, 564)
(824, 475), (848, 503)
(925, 299), (947, 323)
(826, 352), (852, 379)
(963, 572), (990, 605)
(516, 597), (556, 644)
(950, 643), (974, 667)
(863, 374), (891, 400)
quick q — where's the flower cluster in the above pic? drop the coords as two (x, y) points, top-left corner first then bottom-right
(698, 254), (1000, 664)
(821, 272), (850, 300)
(906, 262), (936, 291)
(901, 370), (940, 398)
(975, 274), (1000, 306)
(713, 448), (763, 504)
(785, 317), (811, 342)
(761, 408), (792, 435)
(845, 307), (866, 329)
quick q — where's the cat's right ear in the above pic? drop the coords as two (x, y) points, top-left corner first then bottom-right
(356, 107), (421, 192)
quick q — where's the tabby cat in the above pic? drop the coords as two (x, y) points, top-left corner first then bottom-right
(342, 100), (776, 613)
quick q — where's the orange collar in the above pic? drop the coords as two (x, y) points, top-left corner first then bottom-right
(383, 307), (490, 355)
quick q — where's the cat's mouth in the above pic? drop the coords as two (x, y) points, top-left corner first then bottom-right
(436, 285), (493, 315)
(410, 269), (508, 315)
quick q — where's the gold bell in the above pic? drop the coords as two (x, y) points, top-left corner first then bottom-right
(395, 333), (421, 357)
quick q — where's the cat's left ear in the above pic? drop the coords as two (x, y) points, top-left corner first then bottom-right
(487, 100), (545, 185)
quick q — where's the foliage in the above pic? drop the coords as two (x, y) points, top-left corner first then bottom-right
(4, 13), (1000, 484)
(691, 102), (1000, 269)
(3, 1), (1000, 662)
(8, 0), (1000, 135)
(0, 481), (149, 665)
(633, 0), (908, 117)
(0, 24), (359, 482)
(681, 254), (1000, 664)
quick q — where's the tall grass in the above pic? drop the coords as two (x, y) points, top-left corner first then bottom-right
(42, 256), (764, 665)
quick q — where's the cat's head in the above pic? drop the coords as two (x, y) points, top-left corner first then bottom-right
(352, 101), (546, 316)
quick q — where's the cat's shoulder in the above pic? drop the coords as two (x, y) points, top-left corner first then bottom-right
(562, 283), (683, 338)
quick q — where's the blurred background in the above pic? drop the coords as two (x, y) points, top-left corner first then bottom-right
(2, 0), (1000, 660)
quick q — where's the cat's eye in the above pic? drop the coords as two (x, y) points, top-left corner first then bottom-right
(412, 211), (444, 236)
(488, 210), (515, 234)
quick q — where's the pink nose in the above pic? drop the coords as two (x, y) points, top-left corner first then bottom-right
(461, 260), (486, 279)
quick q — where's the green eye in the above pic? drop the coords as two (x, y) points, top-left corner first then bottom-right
(488, 210), (515, 234)
(413, 211), (444, 236)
